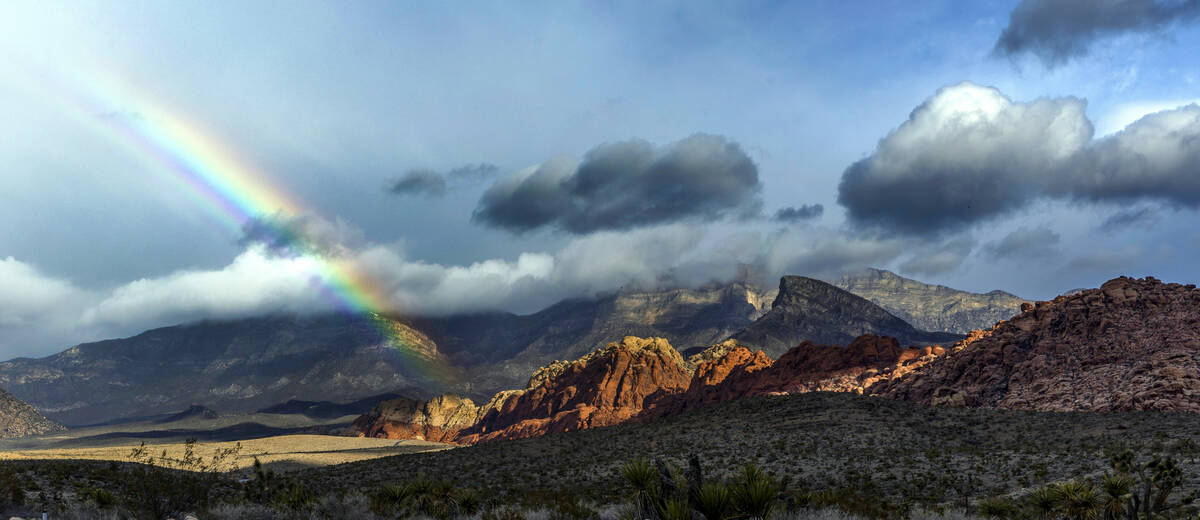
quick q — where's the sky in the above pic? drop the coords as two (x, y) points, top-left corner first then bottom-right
(1, 0), (1199, 358)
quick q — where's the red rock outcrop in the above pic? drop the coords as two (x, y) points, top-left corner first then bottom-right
(353, 333), (953, 444)
(456, 336), (693, 443)
(873, 277), (1200, 412)
(350, 394), (478, 443)
(647, 335), (948, 418)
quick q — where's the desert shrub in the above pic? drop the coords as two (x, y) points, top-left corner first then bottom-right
(732, 464), (781, 519)
(975, 496), (1018, 519)
(77, 486), (117, 508)
(369, 476), (482, 519)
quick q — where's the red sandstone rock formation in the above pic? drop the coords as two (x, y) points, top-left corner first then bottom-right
(456, 336), (693, 443)
(873, 277), (1200, 412)
(646, 334), (947, 418)
(353, 334), (952, 444)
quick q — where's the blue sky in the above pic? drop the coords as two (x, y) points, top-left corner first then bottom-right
(1, 1), (1198, 357)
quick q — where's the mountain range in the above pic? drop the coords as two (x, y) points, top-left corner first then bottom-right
(351, 276), (1200, 445)
(0, 271), (977, 427)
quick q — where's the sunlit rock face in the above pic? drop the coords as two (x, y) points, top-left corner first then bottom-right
(875, 277), (1200, 413)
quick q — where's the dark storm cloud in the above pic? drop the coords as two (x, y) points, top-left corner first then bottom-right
(772, 204), (824, 223)
(994, 0), (1200, 67)
(387, 169), (447, 197)
(1051, 105), (1200, 203)
(1099, 206), (1160, 232)
(386, 163), (501, 198)
(984, 227), (1062, 259)
(472, 134), (763, 234)
(837, 83), (1200, 236)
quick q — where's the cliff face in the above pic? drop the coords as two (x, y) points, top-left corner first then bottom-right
(456, 337), (693, 444)
(647, 335), (946, 418)
(0, 386), (64, 438)
(731, 276), (962, 358)
(834, 268), (1028, 334)
(353, 334), (950, 444)
(874, 277), (1200, 413)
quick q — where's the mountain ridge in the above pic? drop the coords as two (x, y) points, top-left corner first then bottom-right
(833, 268), (1028, 334)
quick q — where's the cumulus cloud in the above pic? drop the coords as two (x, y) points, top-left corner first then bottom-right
(385, 163), (500, 198)
(994, 0), (1200, 67)
(899, 237), (976, 276)
(772, 204), (824, 223)
(984, 226), (1062, 259)
(837, 83), (1200, 236)
(1057, 105), (1200, 203)
(387, 169), (447, 197)
(472, 134), (763, 234)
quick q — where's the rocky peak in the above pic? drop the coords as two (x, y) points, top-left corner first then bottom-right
(874, 276), (1200, 412)
(731, 276), (961, 357)
(457, 336), (692, 443)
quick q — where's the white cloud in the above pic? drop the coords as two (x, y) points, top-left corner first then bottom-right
(1097, 98), (1200, 136)
(82, 246), (331, 327)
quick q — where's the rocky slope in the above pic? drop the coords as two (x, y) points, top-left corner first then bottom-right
(834, 268), (1028, 334)
(874, 276), (1200, 412)
(350, 394), (480, 443)
(353, 333), (951, 444)
(731, 276), (961, 357)
(646, 334), (946, 418)
(0, 386), (64, 438)
(0, 314), (457, 425)
(0, 283), (774, 426)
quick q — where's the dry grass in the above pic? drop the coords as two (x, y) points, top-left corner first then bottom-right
(0, 434), (450, 474)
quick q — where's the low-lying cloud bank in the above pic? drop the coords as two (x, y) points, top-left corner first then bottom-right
(838, 82), (1200, 236)
(1, 216), (950, 358)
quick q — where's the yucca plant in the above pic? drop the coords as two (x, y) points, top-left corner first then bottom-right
(1026, 486), (1058, 520)
(1052, 480), (1101, 520)
(622, 457), (661, 519)
(1098, 472), (1132, 520)
(732, 464), (780, 520)
(659, 498), (693, 520)
(977, 496), (1018, 519)
(693, 481), (734, 520)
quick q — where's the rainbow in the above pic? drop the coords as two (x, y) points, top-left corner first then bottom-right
(42, 67), (457, 384)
